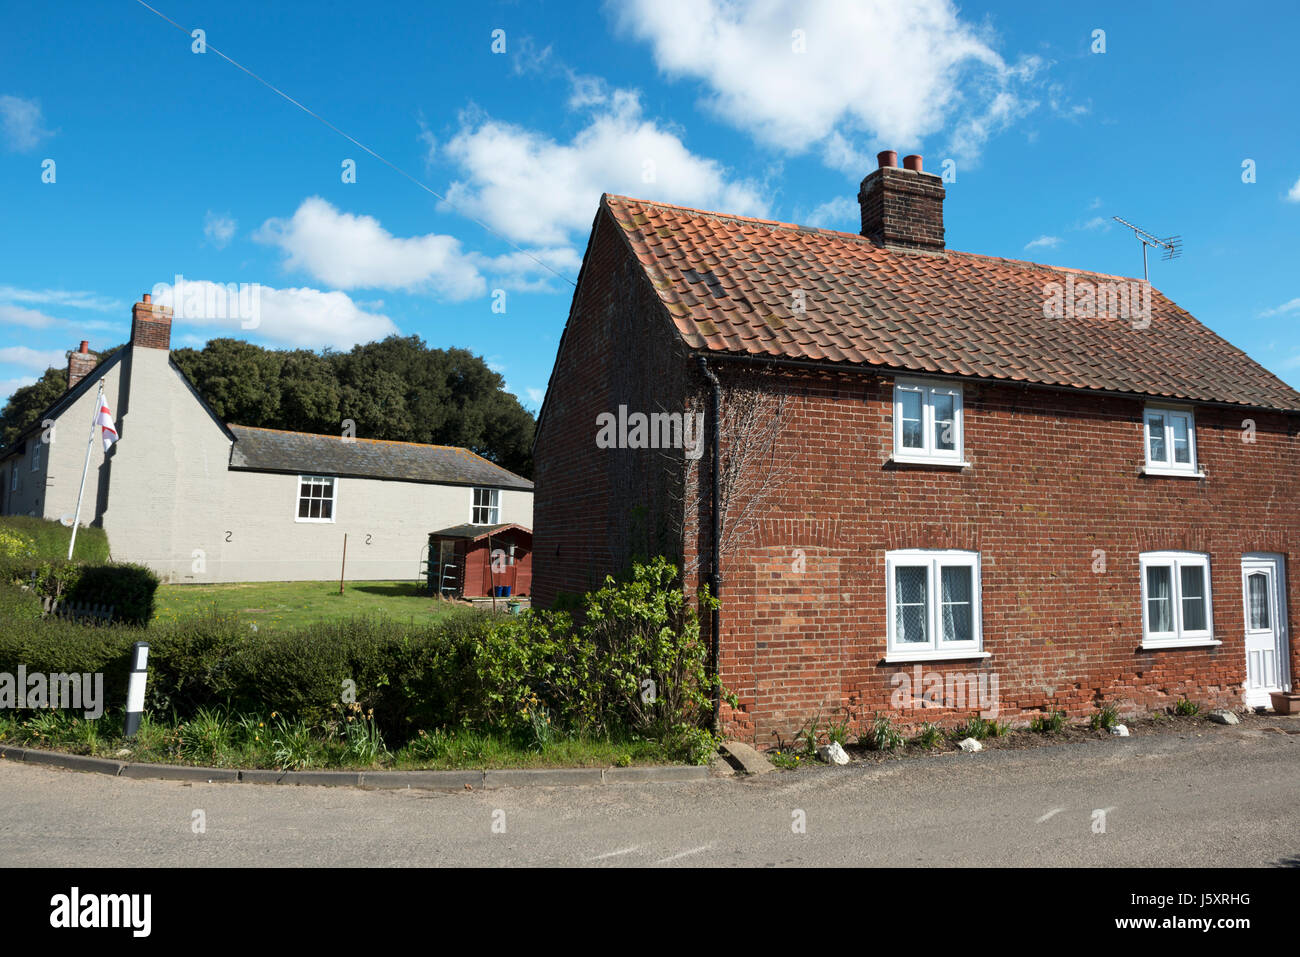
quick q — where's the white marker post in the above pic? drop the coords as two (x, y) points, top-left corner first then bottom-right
(67, 381), (105, 560)
(124, 641), (150, 738)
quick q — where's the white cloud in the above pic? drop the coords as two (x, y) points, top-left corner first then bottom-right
(441, 89), (768, 247)
(204, 211), (237, 248)
(1079, 216), (1111, 231)
(149, 279), (399, 351)
(612, 0), (1037, 164)
(0, 286), (123, 312)
(525, 387), (546, 407)
(1024, 235), (1062, 251)
(0, 346), (68, 372)
(1260, 297), (1300, 318)
(1287, 176), (1300, 203)
(0, 304), (60, 328)
(255, 197), (486, 299)
(0, 94), (51, 151)
(804, 197), (859, 229)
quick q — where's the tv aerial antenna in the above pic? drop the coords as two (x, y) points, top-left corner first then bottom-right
(1112, 216), (1182, 281)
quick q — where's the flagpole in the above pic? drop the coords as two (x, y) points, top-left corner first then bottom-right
(67, 381), (104, 561)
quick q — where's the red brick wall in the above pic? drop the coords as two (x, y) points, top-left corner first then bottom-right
(702, 369), (1300, 746)
(532, 207), (692, 606)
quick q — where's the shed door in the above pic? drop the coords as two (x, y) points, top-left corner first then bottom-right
(1242, 554), (1289, 707)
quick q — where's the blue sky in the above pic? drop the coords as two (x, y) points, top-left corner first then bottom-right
(2, 0), (1298, 411)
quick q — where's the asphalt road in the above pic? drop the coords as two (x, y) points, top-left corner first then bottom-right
(2, 720), (1297, 867)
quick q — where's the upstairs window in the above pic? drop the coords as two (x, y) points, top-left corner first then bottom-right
(893, 380), (964, 465)
(31, 444), (41, 472)
(472, 487), (500, 525)
(885, 550), (983, 658)
(296, 475), (335, 522)
(1140, 551), (1214, 646)
(1143, 407), (1198, 475)
(7, 468), (15, 492)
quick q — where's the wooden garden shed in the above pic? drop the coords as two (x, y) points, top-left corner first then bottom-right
(428, 523), (532, 599)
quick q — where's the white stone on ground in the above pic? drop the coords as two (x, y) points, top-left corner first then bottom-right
(817, 742), (850, 765)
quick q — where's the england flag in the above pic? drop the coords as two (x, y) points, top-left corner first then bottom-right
(96, 395), (118, 451)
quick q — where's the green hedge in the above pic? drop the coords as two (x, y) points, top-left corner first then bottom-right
(0, 559), (158, 626)
(0, 558), (724, 749)
(0, 516), (109, 563)
(0, 583), (42, 621)
(66, 563), (159, 626)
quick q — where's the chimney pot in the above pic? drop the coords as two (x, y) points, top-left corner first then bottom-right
(903, 154), (923, 172)
(142, 293), (151, 304)
(78, 340), (89, 354)
(876, 150), (898, 169)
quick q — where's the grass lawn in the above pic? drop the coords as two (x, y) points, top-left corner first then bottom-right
(153, 579), (465, 631)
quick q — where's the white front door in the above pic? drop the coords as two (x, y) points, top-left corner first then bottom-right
(1241, 554), (1290, 708)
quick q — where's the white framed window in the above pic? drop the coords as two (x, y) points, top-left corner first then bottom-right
(1139, 551), (1216, 647)
(295, 475), (336, 522)
(885, 550), (986, 660)
(9, 467), (17, 491)
(31, 444), (41, 471)
(1143, 406), (1199, 475)
(471, 487), (500, 525)
(893, 379), (964, 465)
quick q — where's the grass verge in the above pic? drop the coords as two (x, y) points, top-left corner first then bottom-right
(0, 708), (676, 771)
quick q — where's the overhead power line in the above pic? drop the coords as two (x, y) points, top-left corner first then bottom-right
(131, 0), (577, 288)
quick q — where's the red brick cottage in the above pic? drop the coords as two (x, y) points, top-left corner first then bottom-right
(531, 151), (1300, 745)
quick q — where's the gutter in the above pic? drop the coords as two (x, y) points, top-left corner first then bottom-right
(696, 355), (722, 728)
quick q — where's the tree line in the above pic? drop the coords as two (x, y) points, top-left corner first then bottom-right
(0, 336), (536, 477)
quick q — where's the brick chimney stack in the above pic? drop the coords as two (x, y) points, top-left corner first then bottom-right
(67, 340), (97, 390)
(131, 291), (173, 350)
(858, 150), (946, 252)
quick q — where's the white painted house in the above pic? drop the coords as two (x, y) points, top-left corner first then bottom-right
(0, 294), (533, 584)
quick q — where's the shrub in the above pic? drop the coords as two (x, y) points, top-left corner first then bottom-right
(865, 713), (904, 752)
(1174, 697), (1200, 717)
(0, 583), (42, 621)
(911, 722), (944, 750)
(825, 711), (853, 748)
(1090, 703), (1120, 731)
(955, 716), (995, 740)
(0, 528), (35, 559)
(1030, 710), (1068, 734)
(0, 557), (83, 599)
(66, 562), (159, 626)
(797, 714), (823, 755)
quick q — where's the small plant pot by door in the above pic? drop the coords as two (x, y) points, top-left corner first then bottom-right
(1269, 691), (1300, 715)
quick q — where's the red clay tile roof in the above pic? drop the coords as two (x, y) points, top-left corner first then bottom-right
(604, 194), (1300, 413)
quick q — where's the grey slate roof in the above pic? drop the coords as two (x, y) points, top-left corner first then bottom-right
(228, 426), (533, 490)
